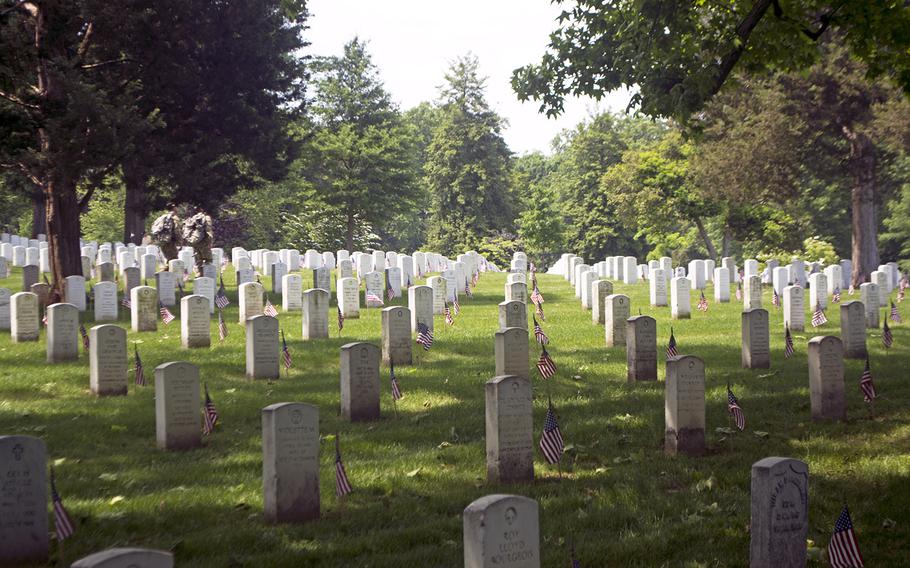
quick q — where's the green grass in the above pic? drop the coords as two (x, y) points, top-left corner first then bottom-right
(1, 267), (909, 567)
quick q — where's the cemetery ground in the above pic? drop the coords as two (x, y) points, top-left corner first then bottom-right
(1, 268), (909, 567)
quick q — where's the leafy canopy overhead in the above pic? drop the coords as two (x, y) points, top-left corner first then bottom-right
(513, 0), (910, 121)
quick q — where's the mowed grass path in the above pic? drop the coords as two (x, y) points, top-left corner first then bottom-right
(1, 267), (909, 567)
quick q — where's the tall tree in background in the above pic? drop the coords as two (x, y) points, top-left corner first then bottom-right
(425, 55), (513, 254)
(303, 38), (418, 251)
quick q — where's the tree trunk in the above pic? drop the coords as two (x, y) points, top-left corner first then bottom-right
(721, 225), (733, 258)
(45, 177), (83, 293)
(693, 216), (718, 259)
(31, 194), (47, 238)
(845, 129), (879, 286)
(123, 161), (148, 244)
(345, 209), (355, 251)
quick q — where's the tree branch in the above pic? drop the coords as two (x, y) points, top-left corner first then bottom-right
(0, 88), (39, 110)
(77, 22), (94, 59)
(79, 57), (132, 70)
(0, 0), (31, 16)
(709, 0), (775, 97)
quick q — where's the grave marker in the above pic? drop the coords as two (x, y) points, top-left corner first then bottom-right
(604, 294), (630, 347)
(239, 282), (265, 323)
(408, 285), (433, 333)
(154, 361), (201, 450)
(246, 315), (280, 379)
(0, 435), (48, 565)
(381, 306), (412, 365)
(498, 300), (528, 330)
(839, 301), (867, 359)
(302, 288), (330, 339)
(671, 277), (691, 319)
(741, 308), (770, 369)
(131, 286), (158, 332)
(340, 342), (381, 421)
(337, 277), (360, 319)
(262, 402), (320, 523)
(626, 315), (657, 381)
(89, 324), (128, 395)
(665, 355), (706, 456)
(71, 548), (174, 568)
(750, 457), (809, 568)
(783, 285), (804, 331)
(485, 376), (534, 483)
(463, 494), (540, 568)
(807, 336), (846, 421)
(494, 327), (529, 380)
(46, 302), (79, 362)
(11, 291), (39, 342)
(181, 295), (211, 348)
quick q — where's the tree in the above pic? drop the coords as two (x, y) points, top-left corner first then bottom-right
(513, 1), (910, 122)
(303, 38), (418, 251)
(425, 55), (514, 254)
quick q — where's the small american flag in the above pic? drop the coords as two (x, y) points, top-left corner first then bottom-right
(735, 282), (742, 301)
(335, 436), (353, 497)
(537, 347), (557, 379)
(899, 286), (906, 303)
(859, 356), (876, 403)
(535, 301), (546, 321)
(281, 330), (292, 371)
(828, 505), (865, 568)
(79, 324), (89, 350)
(890, 301), (901, 323)
(848, 284), (855, 295)
(464, 281), (473, 298)
(337, 307), (344, 332)
(215, 277), (229, 309)
(51, 467), (75, 541)
(42, 313), (48, 327)
(539, 398), (564, 464)
(159, 301), (175, 325)
(202, 382), (219, 435)
(444, 302), (454, 325)
(533, 316), (549, 345)
(697, 291), (708, 312)
(772, 289), (780, 307)
(134, 346), (145, 386)
(453, 293), (460, 315)
(471, 271), (479, 287)
(883, 319), (893, 349)
(386, 281), (395, 302)
(263, 297), (278, 318)
(785, 325), (795, 358)
(666, 328), (678, 359)
(218, 309), (228, 342)
(365, 292), (384, 306)
(530, 285), (544, 305)
(390, 360), (402, 400)
(121, 294), (131, 309)
(811, 307), (828, 328)
(833, 287), (841, 303)
(416, 322), (434, 351)
(727, 386), (745, 430)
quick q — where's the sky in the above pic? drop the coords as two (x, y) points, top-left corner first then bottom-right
(305, 0), (632, 155)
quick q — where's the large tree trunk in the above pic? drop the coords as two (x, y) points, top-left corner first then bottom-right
(31, 194), (47, 238)
(345, 209), (355, 251)
(693, 216), (718, 259)
(845, 129), (879, 286)
(721, 225), (733, 258)
(123, 161), (148, 244)
(45, 177), (83, 292)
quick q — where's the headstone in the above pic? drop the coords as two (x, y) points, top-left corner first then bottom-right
(664, 355), (706, 456)
(742, 309), (770, 369)
(0, 435), (48, 565)
(743, 275), (762, 311)
(239, 282), (264, 323)
(81, 255), (93, 280)
(337, 277), (360, 319)
(322, 251), (335, 269)
(281, 274), (303, 312)
(604, 294), (630, 347)
(580, 270), (597, 309)
(122, 266), (140, 299)
(859, 282), (879, 328)
(262, 402), (320, 523)
(463, 494), (540, 568)
(246, 315), (280, 379)
(193, 276), (215, 314)
(839, 301), (867, 359)
(65, 275), (87, 311)
(269, 261), (287, 295)
(0, 257), (6, 279)
(591, 280), (613, 324)
(236, 268), (254, 286)
(356, 253), (371, 278)
(408, 285), (433, 333)
(381, 306), (412, 365)
(70, 548), (174, 568)
(688, 259), (705, 289)
(494, 327), (529, 380)
(824, 265), (842, 296)
(93, 281), (118, 321)
(789, 259), (806, 287)
(713, 267), (730, 302)
(871, 269), (889, 305)
(155, 271), (176, 308)
(649, 268), (668, 306)
(498, 300), (527, 331)
(11, 245), (25, 267)
(429, 276), (446, 314)
(744, 259), (759, 279)
(505, 281), (528, 304)
(807, 336), (846, 421)
(131, 286), (158, 332)
(89, 324), (128, 396)
(10, 291), (39, 342)
(808, 272), (827, 311)
(364, 271), (384, 308)
(0, 288), (10, 331)
(573, 264), (590, 297)
(441, 269), (457, 302)
(337, 259), (353, 279)
(749, 457), (809, 568)
(302, 288), (330, 340)
(772, 266), (790, 296)
(507, 272), (526, 286)
(21, 264), (39, 292)
(96, 261), (115, 283)
(313, 266), (331, 293)
(385, 266), (402, 298)
(180, 295), (211, 348)
(46, 302), (79, 362)
(484, 376), (534, 483)
(782, 285), (804, 332)
(141, 253), (157, 280)
(339, 342), (381, 421)
(626, 315), (657, 381)
(671, 277), (691, 320)
(154, 361), (202, 450)
(622, 256), (637, 284)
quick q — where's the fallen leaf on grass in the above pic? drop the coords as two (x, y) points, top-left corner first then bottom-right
(753, 431), (769, 439)
(109, 495), (125, 505)
(406, 468), (422, 478)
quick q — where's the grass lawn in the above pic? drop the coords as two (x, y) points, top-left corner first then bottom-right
(1, 265), (908, 566)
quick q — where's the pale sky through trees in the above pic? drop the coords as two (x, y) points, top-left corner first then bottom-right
(306, 0), (632, 155)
